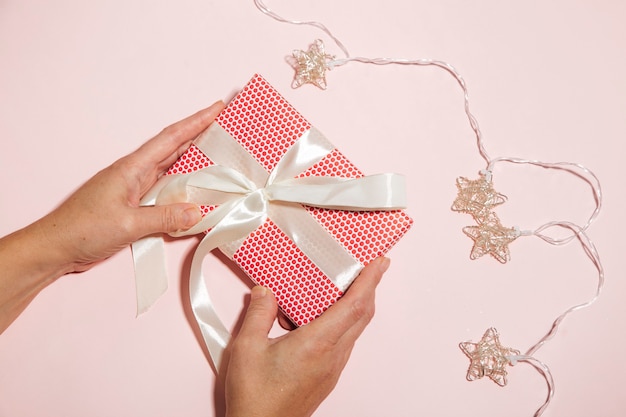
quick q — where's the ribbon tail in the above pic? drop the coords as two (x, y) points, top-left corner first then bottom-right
(188, 233), (231, 372)
(132, 174), (184, 315)
(131, 236), (167, 316)
(132, 236), (169, 316)
(188, 193), (268, 372)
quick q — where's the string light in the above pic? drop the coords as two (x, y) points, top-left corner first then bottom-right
(252, 1), (605, 415)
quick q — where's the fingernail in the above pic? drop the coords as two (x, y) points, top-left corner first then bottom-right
(251, 286), (268, 300)
(378, 257), (391, 273)
(182, 206), (202, 228)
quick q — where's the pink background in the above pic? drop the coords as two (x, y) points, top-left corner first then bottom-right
(1, 1), (624, 416)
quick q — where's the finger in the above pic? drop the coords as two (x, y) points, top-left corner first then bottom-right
(132, 203), (202, 238)
(306, 257), (389, 346)
(136, 101), (225, 171)
(237, 286), (279, 342)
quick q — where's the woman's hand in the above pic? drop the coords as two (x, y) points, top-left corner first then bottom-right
(39, 101), (225, 273)
(224, 257), (390, 417)
(0, 101), (224, 332)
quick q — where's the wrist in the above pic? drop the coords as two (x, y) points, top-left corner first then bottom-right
(0, 220), (74, 333)
(34, 210), (93, 275)
(4, 218), (78, 283)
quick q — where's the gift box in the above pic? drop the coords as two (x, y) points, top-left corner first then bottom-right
(161, 74), (413, 327)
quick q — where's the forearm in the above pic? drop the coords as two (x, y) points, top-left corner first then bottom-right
(0, 219), (74, 333)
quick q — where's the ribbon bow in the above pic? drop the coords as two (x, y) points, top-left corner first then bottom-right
(132, 122), (407, 372)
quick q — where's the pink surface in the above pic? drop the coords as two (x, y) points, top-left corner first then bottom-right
(1, 1), (624, 416)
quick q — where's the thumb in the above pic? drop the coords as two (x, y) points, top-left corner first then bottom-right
(136, 203), (202, 236)
(238, 286), (278, 341)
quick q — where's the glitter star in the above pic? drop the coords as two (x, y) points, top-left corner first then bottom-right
(289, 39), (334, 89)
(459, 328), (520, 387)
(462, 212), (519, 263)
(451, 174), (507, 221)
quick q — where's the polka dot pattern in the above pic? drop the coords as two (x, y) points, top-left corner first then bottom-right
(166, 144), (215, 215)
(233, 220), (343, 326)
(307, 208), (413, 265)
(299, 148), (364, 179)
(162, 74), (413, 326)
(166, 144), (213, 175)
(216, 74), (311, 173)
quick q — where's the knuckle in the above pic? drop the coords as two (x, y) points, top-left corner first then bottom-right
(350, 299), (375, 324)
(160, 124), (182, 141)
(302, 334), (334, 355)
(160, 206), (179, 231)
(117, 212), (136, 236)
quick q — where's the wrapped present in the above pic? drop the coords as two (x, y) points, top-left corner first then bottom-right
(133, 74), (412, 370)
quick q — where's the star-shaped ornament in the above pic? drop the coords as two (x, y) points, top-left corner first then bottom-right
(462, 212), (519, 264)
(452, 174), (507, 221)
(289, 39), (334, 89)
(459, 328), (520, 387)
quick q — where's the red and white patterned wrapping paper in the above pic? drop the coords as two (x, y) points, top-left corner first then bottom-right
(166, 74), (413, 326)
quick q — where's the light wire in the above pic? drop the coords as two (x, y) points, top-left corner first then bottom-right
(252, 2), (605, 416)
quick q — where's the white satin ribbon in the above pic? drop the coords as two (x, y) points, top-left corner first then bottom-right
(132, 123), (407, 371)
